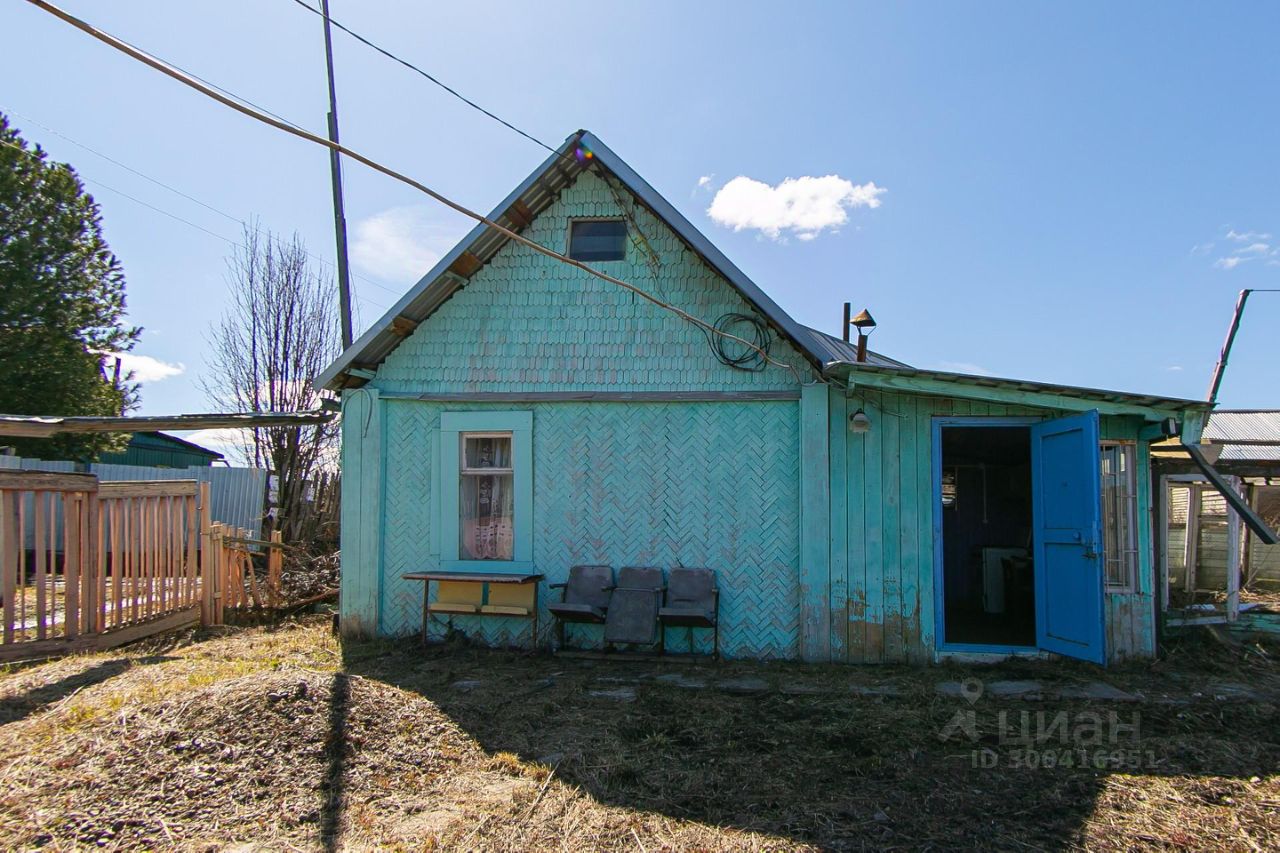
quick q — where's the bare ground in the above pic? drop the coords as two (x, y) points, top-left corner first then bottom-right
(0, 617), (1277, 851)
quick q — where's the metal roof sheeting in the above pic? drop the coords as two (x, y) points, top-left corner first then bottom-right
(826, 361), (1211, 414)
(1205, 410), (1280, 461)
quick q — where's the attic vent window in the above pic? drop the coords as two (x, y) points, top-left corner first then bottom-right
(568, 218), (627, 262)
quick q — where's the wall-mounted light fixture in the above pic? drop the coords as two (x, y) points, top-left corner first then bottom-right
(849, 408), (872, 433)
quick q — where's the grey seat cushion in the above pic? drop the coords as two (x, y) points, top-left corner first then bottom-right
(658, 605), (715, 626)
(603, 566), (663, 645)
(562, 565), (614, 611)
(660, 568), (717, 626)
(548, 601), (605, 622)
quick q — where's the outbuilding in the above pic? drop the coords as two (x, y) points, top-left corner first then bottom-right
(319, 130), (1238, 664)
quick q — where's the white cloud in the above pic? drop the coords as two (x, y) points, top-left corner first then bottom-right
(1235, 242), (1271, 256)
(707, 174), (885, 241)
(1214, 256), (1245, 270)
(109, 352), (184, 383)
(174, 428), (248, 465)
(351, 206), (453, 284)
(697, 175), (713, 188)
(1226, 229), (1272, 242)
(936, 361), (994, 377)
(1167, 365), (1184, 372)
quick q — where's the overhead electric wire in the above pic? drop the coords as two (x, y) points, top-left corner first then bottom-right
(284, 0), (558, 157)
(0, 134), (390, 313)
(26, 0), (802, 382)
(281, 0), (664, 272)
(0, 107), (401, 300)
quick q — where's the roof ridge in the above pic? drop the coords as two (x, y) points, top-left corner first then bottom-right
(316, 131), (897, 389)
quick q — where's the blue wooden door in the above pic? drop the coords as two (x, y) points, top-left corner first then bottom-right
(1030, 411), (1105, 664)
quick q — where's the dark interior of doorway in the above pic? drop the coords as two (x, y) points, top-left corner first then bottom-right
(941, 426), (1036, 647)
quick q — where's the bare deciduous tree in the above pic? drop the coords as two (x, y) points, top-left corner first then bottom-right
(203, 226), (341, 543)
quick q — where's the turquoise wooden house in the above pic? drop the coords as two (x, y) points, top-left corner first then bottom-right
(319, 130), (1226, 665)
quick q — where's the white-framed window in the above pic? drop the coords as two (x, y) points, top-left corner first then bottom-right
(1100, 441), (1138, 591)
(458, 432), (514, 561)
(439, 411), (533, 570)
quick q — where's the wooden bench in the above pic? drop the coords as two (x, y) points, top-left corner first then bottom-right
(403, 571), (543, 650)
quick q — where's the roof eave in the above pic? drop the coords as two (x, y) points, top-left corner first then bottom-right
(316, 129), (844, 392)
(825, 361), (1212, 420)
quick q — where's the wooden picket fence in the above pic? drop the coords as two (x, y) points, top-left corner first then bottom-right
(205, 525), (284, 623)
(0, 469), (282, 663)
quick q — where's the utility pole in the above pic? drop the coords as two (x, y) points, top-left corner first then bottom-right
(321, 0), (354, 350)
(1206, 289), (1280, 404)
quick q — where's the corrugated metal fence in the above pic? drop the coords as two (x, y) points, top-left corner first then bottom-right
(0, 456), (266, 538)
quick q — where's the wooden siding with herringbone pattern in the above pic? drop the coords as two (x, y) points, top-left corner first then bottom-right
(379, 400), (801, 660)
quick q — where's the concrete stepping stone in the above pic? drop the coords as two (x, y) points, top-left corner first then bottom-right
(654, 673), (707, 689)
(588, 686), (636, 702)
(449, 679), (483, 692)
(779, 682), (825, 696)
(850, 684), (904, 698)
(716, 676), (769, 694)
(986, 680), (1045, 699)
(1054, 682), (1140, 702)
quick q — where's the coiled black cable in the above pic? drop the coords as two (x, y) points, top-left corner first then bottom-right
(704, 313), (772, 372)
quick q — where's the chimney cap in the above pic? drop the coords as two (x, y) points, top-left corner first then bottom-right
(850, 308), (877, 331)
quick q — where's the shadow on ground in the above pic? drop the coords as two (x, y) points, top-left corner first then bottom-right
(337, 635), (1280, 850)
(0, 654), (179, 726)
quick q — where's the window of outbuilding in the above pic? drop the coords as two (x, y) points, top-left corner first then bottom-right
(1100, 441), (1138, 592)
(568, 218), (627, 262)
(440, 411), (534, 570)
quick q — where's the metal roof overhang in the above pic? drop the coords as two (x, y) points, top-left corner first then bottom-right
(825, 361), (1212, 422)
(826, 362), (1278, 542)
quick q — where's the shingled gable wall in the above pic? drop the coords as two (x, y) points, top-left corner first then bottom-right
(340, 169), (832, 659)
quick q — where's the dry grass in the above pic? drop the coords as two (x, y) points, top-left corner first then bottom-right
(0, 619), (1277, 850)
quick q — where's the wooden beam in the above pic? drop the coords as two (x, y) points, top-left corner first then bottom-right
(448, 250), (483, 278)
(0, 411), (332, 438)
(0, 606), (200, 664)
(507, 199), (534, 229)
(379, 390), (803, 402)
(0, 470), (97, 491)
(798, 383), (831, 662)
(844, 371), (1193, 421)
(389, 316), (419, 337)
(98, 480), (199, 498)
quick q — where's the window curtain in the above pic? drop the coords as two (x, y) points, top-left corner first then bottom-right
(461, 436), (514, 560)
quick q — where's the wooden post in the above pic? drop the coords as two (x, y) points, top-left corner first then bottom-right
(64, 492), (81, 640)
(211, 524), (225, 624)
(95, 494), (106, 635)
(199, 483), (214, 625)
(798, 383), (831, 662)
(34, 490), (47, 640)
(83, 492), (99, 635)
(1242, 483), (1257, 588)
(1, 490), (16, 645)
(185, 494), (198, 610)
(1183, 484), (1201, 594)
(1226, 477), (1242, 622)
(268, 529), (283, 609)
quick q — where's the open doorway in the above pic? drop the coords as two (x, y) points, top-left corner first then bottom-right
(939, 424), (1036, 648)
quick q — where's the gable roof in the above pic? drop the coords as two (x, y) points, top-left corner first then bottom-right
(317, 130), (903, 391)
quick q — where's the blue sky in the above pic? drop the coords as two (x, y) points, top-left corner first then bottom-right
(3, 1), (1279, 440)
